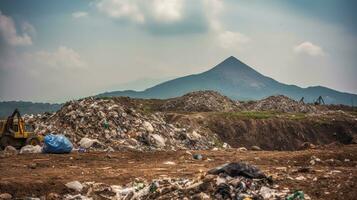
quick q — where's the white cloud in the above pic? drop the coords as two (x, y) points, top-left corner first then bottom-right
(152, 0), (184, 23)
(96, 0), (145, 23)
(217, 30), (250, 49)
(97, 0), (185, 24)
(27, 46), (86, 69)
(201, 1), (250, 50)
(0, 11), (33, 46)
(203, 0), (223, 31)
(72, 11), (88, 18)
(293, 41), (325, 56)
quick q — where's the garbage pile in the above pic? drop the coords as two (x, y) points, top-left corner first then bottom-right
(25, 97), (220, 151)
(247, 95), (317, 113)
(60, 162), (308, 200)
(160, 90), (241, 112)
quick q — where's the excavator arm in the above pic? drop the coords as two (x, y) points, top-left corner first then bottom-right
(4, 108), (25, 137)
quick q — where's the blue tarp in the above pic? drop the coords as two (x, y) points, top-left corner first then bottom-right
(43, 134), (73, 154)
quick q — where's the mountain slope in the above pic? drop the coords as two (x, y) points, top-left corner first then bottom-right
(99, 56), (357, 105)
(0, 101), (62, 118)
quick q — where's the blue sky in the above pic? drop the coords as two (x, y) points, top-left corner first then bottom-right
(0, 0), (356, 102)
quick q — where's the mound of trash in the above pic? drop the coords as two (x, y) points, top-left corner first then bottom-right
(247, 95), (317, 113)
(60, 162), (309, 200)
(25, 97), (220, 151)
(160, 90), (241, 112)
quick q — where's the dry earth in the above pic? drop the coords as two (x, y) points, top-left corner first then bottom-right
(0, 145), (356, 199)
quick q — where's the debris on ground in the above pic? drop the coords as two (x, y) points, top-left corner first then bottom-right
(208, 162), (268, 179)
(19, 145), (42, 154)
(78, 137), (103, 149)
(193, 153), (203, 160)
(3, 146), (18, 156)
(286, 190), (306, 200)
(0, 193), (12, 200)
(251, 145), (262, 151)
(52, 163), (300, 199)
(65, 181), (83, 192)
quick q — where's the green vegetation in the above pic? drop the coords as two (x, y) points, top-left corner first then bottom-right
(217, 111), (307, 120)
(287, 113), (307, 120)
(218, 111), (279, 119)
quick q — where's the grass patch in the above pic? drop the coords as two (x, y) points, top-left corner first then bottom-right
(287, 113), (307, 120)
(216, 111), (308, 120)
(218, 111), (279, 119)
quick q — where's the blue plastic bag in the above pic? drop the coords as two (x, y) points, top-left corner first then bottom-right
(43, 134), (73, 154)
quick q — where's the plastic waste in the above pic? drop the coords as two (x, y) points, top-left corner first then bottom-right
(286, 190), (305, 200)
(79, 137), (100, 149)
(208, 162), (266, 179)
(193, 154), (203, 160)
(65, 181), (83, 192)
(20, 145), (42, 154)
(43, 134), (73, 154)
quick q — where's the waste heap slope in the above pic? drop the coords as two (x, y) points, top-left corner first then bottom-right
(247, 95), (318, 113)
(26, 97), (220, 151)
(160, 90), (241, 112)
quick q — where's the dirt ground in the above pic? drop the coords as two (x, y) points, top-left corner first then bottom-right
(0, 145), (356, 199)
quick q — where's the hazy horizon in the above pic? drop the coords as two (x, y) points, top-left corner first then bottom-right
(1, 0), (357, 103)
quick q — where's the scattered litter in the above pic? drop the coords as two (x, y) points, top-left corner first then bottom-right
(65, 181), (83, 192)
(208, 162), (267, 179)
(193, 153), (203, 160)
(0, 193), (12, 199)
(237, 147), (248, 152)
(163, 161), (176, 165)
(78, 137), (101, 149)
(19, 145), (42, 154)
(3, 146), (18, 156)
(286, 190), (305, 200)
(295, 176), (306, 181)
(251, 145), (262, 151)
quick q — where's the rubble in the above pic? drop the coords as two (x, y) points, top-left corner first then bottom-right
(0, 193), (12, 200)
(65, 181), (83, 192)
(247, 95), (318, 113)
(251, 145), (262, 151)
(78, 137), (103, 149)
(160, 90), (241, 112)
(3, 146), (18, 156)
(53, 163), (301, 199)
(19, 145), (42, 154)
(26, 97), (221, 151)
(208, 162), (268, 179)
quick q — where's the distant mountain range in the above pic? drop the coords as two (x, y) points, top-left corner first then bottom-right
(1, 56), (356, 117)
(99, 56), (357, 105)
(0, 101), (62, 118)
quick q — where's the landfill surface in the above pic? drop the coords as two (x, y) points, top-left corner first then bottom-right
(0, 144), (356, 199)
(1, 90), (357, 199)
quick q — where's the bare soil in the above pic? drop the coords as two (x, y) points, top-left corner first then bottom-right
(1, 145), (356, 199)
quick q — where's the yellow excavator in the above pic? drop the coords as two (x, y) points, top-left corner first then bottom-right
(0, 109), (43, 149)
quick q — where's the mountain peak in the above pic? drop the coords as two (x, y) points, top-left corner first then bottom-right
(210, 56), (251, 72)
(226, 56), (239, 61)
